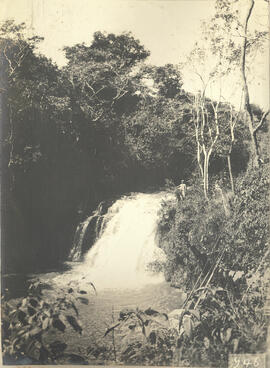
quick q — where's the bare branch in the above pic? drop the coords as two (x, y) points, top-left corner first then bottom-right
(92, 110), (104, 122)
(253, 110), (270, 134)
(3, 45), (15, 75)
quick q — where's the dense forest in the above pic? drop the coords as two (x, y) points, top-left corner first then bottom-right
(1, 0), (269, 365)
(1, 21), (200, 274)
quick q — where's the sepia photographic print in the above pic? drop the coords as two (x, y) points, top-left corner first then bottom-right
(0, 0), (269, 367)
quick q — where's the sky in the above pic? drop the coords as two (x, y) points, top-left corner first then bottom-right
(0, 0), (269, 109)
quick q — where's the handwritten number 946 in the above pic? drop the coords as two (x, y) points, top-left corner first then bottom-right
(231, 357), (260, 368)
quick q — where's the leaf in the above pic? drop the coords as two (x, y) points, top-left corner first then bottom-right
(27, 306), (36, 316)
(128, 323), (136, 330)
(42, 317), (50, 330)
(220, 330), (225, 343)
(66, 315), (83, 334)
(29, 327), (42, 337)
(24, 331), (30, 340)
(232, 338), (239, 353)
(144, 308), (159, 316)
(9, 309), (17, 317)
(224, 327), (232, 342)
(11, 336), (20, 349)
(76, 296), (89, 305)
(17, 327), (29, 336)
(89, 282), (97, 295)
(149, 331), (156, 345)
(17, 310), (27, 324)
(104, 322), (120, 337)
(119, 309), (134, 320)
(182, 315), (193, 338)
(18, 306), (28, 314)
(29, 298), (39, 308)
(162, 312), (169, 320)
(43, 302), (50, 309)
(4, 302), (12, 311)
(233, 271), (244, 281)
(25, 339), (39, 359)
(203, 336), (210, 349)
(52, 318), (66, 332)
(21, 298), (28, 307)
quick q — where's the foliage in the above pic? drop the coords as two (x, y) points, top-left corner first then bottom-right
(220, 166), (269, 273)
(1, 279), (95, 364)
(104, 307), (178, 365)
(157, 163), (269, 284)
(138, 63), (183, 99)
(174, 278), (267, 367)
(1, 21), (200, 274)
(152, 163), (269, 365)
(157, 181), (223, 289)
(103, 265), (268, 367)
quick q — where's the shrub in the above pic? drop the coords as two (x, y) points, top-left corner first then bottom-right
(1, 279), (94, 364)
(152, 165), (269, 366)
(104, 307), (178, 365)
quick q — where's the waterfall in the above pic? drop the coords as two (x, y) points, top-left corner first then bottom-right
(57, 192), (172, 290)
(69, 202), (104, 261)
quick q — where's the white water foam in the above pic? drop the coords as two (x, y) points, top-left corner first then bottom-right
(53, 192), (173, 290)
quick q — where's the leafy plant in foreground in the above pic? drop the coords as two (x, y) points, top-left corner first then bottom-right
(104, 307), (178, 365)
(1, 279), (95, 364)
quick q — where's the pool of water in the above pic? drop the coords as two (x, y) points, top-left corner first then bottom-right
(31, 267), (185, 362)
(37, 265), (185, 340)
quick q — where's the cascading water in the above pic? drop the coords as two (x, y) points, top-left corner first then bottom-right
(54, 192), (173, 290)
(35, 191), (184, 351)
(69, 202), (105, 261)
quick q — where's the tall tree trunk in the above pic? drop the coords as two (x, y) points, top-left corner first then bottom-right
(203, 152), (209, 199)
(197, 144), (204, 178)
(227, 152), (234, 194)
(240, 0), (260, 167)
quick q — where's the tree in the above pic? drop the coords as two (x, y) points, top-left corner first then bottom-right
(184, 0), (269, 194)
(211, 100), (248, 194)
(1, 20), (91, 272)
(239, 0), (269, 166)
(137, 64), (183, 99)
(63, 31), (149, 123)
(184, 44), (225, 198)
(61, 32), (150, 178)
(206, 0), (269, 167)
(192, 92), (220, 198)
(0, 21), (44, 176)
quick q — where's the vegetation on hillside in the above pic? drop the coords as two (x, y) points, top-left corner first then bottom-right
(154, 165), (269, 365)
